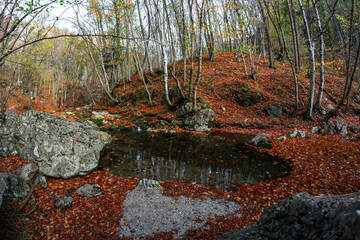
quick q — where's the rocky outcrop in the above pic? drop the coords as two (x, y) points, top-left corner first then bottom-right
(217, 192), (360, 240)
(264, 105), (282, 118)
(183, 108), (215, 132)
(0, 173), (29, 207)
(179, 102), (216, 132)
(0, 110), (112, 179)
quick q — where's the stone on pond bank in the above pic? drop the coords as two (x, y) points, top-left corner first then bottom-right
(248, 134), (272, 149)
(0, 110), (112, 179)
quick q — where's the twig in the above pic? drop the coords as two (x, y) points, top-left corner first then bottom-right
(169, 67), (186, 99)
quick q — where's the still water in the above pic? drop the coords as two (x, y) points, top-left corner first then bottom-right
(99, 132), (291, 190)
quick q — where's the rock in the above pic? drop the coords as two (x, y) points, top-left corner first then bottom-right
(220, 106), (226, 112)
(35, 175), (47, 189)
(249, 134), (272, 149)
(137, 179), (161, 189)
(54, 196), (73, 209)
(340, 125), (348, 136)
(0, 173), (29, 207)
(335, 120), (343, 132)
(327, 103), (335, 110)
(327, 120), (336, 133)
(354, 96), (360, 104)
(180, 102), (193, 117)
(311, 126), (320, 134)
(319, 122), (328, 135)
(183, 109), (215, 132)
(19, 163), (39, 182)
(276, 136), (286, 141)
(297, 131), (307, 138)
(0, 110), (112, 179)
(90, 112), (106, 126)
(288, 128), (297, 138)
(349, 125), (360, 134)
(264, 105), (282, 118)
(76, 183), (104, 197)
(217, 192), (360, 240)
(0, 110), (20, 156)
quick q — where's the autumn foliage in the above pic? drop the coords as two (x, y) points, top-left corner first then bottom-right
(0, 52), (359, 239)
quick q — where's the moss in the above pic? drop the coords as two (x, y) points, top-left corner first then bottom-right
(143, 112), (157, 117)
(90, 118), (105, 127)
(257, 139), (273, 149)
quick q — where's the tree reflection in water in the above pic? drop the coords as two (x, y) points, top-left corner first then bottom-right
(100, 132), (291, 190)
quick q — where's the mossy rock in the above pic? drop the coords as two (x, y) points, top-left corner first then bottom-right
(249, 134), (272, 149)
(90, 118), (105, 127)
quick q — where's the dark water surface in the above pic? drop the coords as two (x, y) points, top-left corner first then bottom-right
(99, 132), (291, 190)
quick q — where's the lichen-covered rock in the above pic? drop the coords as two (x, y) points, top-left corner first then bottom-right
(54, 196), (73, 209)
(76, 183), (104, 197)
(0, 173), (29, 207)
(35, 175), (47, 189)
(19, 163), (39, 182)
(183, 109), (215, 132)
(0, 110), (112, 179)
(217, 192), (360, 240)
(249, 134), (272, 149)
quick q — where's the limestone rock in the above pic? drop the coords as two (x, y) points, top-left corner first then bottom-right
(249, 134), (272, 149)
(76, 183), (104, 197)
(311, 126), (320, 134)
(288, 128), (298, 138)
(217, 192), (360, 240)
(183, 109), (215, 132)
(296, 131), (307, 138)
(264, 105), (282, 118)
(35, 175), (47, 189)
(0, 173), (29, 207)
(19, 163), (39, 182)
(0, 110), (112, 179)
(54, 196), (73, 209)
(276, 136), (286, 141)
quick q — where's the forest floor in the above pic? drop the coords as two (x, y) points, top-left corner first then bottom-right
(1, 52), (360, 239)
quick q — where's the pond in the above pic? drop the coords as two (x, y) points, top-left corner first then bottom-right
(99, 131), (291, 190)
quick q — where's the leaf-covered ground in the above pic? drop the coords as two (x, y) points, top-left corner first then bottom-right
(1, 52), (359, 239)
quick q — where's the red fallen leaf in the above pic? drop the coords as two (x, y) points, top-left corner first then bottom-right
(124, 221), (128, 226)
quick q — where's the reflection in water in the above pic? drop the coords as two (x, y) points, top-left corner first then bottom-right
(100, 132), (291, 190)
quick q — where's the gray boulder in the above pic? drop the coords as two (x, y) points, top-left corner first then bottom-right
(311, 126), (320, 134)
(217, 192), (360, 240)
(35, 175), (47, 189)
(54, 196), (73, 209)
(0, 110), (112, 179)
(288, 128), (298, 138)
(19, 163), (39, 182)
(264, 105), (282, 118)
(340, 125), (348, 136)
(249, 134), (272, 149)
(183, 108), (215, 132)
(297, 131), (308, 138)
(76, 183), (104, 197)
(0, 173), (29, 207)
